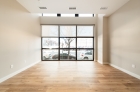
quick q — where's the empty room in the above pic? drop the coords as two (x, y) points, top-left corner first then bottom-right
(0, 0), (140, 92)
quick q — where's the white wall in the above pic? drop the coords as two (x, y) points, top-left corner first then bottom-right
(96, 14), (109, 64)
(0, 0), (41, 79)
(103, 17), (109, 64)
(108, 0), (140, 75)
(97, 14), (103, 64)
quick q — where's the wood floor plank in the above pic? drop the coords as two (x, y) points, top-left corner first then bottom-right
(0, 61), (140, 92)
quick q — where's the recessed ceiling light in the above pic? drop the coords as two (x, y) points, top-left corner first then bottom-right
(100, 7), (108, 10)
(39, 7), (47, 9)
(69, 7), (76, 10)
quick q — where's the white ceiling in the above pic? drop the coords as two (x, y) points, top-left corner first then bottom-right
(16, 0), (130, 16)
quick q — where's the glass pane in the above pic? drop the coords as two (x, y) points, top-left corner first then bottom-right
(77, 38), (93, 48)
(61, 14), (75, 17)
(42, 25), (58, 37)
(57, 49), (76, 60)
(77, 49), (93, 60)
(42, 49), (58, 60)
(77, 26), (93, 36)
(79, 14), (93, 17)
(60, 38), (76, 48)
(43, 13), (57, 17)
(60, 26), (76, 37)
(42, 38), (58, 48)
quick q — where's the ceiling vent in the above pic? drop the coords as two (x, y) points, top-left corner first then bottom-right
(100, 7), (108, 10)
(39, 7), (47, 9)
(69, 7), (76, 10)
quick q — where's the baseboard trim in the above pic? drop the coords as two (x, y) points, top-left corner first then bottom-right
(97, 60), (109, 64)
(0, 61), (40, 83)
(94, 60), (99, 62)
(97, 60), (103, 64)
(103, 62), (109, 64)
(110, 64), (140, 79)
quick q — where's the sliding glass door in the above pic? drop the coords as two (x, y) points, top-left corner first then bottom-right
(41, 25), (94, 61)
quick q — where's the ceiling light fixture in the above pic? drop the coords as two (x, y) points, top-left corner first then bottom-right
(100, 7), (108, 10)
(69, 7), (76, 10)
(39, 7), (47, 9)
(38, 0), (47, 9)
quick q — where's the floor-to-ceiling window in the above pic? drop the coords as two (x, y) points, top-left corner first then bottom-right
(41, 25), (94, 61)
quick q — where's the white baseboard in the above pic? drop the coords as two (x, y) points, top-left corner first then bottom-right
(94, 60), (98, 62)
(97, 60), (103, 64)
(97, 60), (109, 64)
(110, 64), (140, 79)
(0, 61), (40, 83)
(103, 62), (109, 64)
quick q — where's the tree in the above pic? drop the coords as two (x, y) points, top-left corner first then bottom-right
(60, 26), (85, 59)
(46, 25), (86, 59)
(61, 38), (75, 59)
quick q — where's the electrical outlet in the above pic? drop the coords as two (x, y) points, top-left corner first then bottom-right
(132, 64), (136, 68)
(10, 65), (14, 68)
(25, 60), (26, 63)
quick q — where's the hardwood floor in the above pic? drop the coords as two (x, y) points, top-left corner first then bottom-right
(0, 61), (140, 92)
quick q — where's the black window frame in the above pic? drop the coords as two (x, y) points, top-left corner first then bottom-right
(41, 25), (94, 61)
